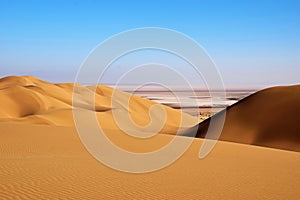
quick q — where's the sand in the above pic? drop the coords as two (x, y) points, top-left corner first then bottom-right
(0, 76), (199, 130)
(1, 124), (300, 199)
(0, 76), (299, 199)
(194, 85), (300, 152)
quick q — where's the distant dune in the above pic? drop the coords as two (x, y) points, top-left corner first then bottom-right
(1, 76), (300, 151)
(0, 76), (198, 133)
(194, 85), (300, 152)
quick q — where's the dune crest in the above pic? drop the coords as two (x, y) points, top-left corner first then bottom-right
(0, 76), (199, 134)
(193, 85), (300, 152)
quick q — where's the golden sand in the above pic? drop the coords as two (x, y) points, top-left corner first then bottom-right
(0, 76), (299, 199)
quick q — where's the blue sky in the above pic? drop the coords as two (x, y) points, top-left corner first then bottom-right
(0, 0), (299, 87)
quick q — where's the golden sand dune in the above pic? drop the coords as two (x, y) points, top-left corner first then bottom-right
(195, 85), (300, 152)
(0, 76), (299, 199)
(0, 123), (299, 199)
(0, 76), (198, 133)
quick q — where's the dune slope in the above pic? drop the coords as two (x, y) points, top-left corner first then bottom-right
(0, 123), (299, 199)
(0, 76), (198, 134)
(194, 85), (300, 152)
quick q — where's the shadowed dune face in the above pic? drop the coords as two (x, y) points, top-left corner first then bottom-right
(194, 85), (300, 152)
(0, 76), (199, 134)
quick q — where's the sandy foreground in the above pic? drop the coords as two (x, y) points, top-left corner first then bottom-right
(1, 124), (299, 199)
(0, 76), (299, 199)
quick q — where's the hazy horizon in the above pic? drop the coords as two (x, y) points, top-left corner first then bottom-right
(1, 0), (299, 87)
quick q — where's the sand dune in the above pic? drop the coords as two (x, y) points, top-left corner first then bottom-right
(194, 85), (300, 152)
(0, 76), (299, 199)
(0, 76), (199, 132)
(0, 123), (299, 199)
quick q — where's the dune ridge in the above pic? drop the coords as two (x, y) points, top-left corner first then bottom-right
(0, 76), (199, 133)
(1, 76), (300, 152)
(193, 85), (300, 152)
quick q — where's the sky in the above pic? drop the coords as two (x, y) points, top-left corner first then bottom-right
(0, 0), (299, 88)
